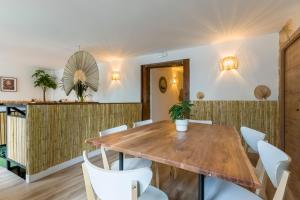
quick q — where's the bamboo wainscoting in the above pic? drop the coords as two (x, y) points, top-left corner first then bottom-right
(0, 112), (6, 145)
(7, 116), (27, 166)
(191, 101), (279, 146)
(26, 103), (142, 175)
(1, 111), (22, 145)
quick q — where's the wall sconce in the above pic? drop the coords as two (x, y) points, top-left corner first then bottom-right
(171, 77), (177, 85)
(220, 56), (238, 71)
(111, 71), (120, 81)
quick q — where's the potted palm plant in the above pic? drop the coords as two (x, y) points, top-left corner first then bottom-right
(32, 70), (57, 102)
(169, 101), (193, 132)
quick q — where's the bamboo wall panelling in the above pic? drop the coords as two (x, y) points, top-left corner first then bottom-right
(191, 101), (278, 145)
(7, 116), (27, 166)
(0, 112), (6, 145)
(4, 101), (277, 179)
(26, 103), (142, 175)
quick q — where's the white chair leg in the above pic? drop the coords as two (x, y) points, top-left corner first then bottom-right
(155, 162), (160, 188)
(82, 163), (97, 200)
(170, 166), (177, 180)
(100, 147), (110, 170)
(255, 158), (267, 198)
(152, 162), (160, 188)
(132, 181), (138, 200)
(173, 167), (178, 179)
(273, 171), (290, 200)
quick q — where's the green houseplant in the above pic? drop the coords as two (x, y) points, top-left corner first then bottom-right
(32, 69), (57, 102)
(169, 101), (193, 131)
(73, 80), (88, 102)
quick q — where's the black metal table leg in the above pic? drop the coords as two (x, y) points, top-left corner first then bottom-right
(119, 152), (124, 170)
(6, 159), (11, 170)
(17, 166), (21, 175)
(198, 174), (205, 200)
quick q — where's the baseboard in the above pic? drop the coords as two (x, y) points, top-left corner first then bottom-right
(26, 149), (101, 183)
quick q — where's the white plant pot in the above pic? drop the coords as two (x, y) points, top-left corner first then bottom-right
(175, 119), (188, 132)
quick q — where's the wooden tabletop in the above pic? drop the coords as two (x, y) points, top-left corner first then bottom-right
(86, 120), (260, 189)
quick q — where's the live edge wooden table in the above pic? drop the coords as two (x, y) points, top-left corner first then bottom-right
(86, 120), (260, 200)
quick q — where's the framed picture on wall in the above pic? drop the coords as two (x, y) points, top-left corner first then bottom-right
(0, 77), (17, 92)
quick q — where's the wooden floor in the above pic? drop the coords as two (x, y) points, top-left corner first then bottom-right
(0, 152), (294, 200)
(0, 153), (197, 200)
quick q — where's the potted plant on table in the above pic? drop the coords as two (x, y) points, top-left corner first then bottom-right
(32, 69), (57, 102)
(169, 101), (193, 132)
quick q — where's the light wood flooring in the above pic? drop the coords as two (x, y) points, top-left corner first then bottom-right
(0, 153), (197, 200)
(0, 152), (294, 200)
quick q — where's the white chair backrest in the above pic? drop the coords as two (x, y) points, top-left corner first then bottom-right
(98, 125), (128, 170)
(83, 151), (152, 200)
(99, 125), (128, 137)
(241, 127), (266, 153)
(188, 119), (213, 125)
(133, 119), (153, 128)
(257, 141), (291, 188)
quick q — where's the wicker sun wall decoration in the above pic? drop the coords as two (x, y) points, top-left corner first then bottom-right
(63, 51), (99, 97)
(254, 85), (271, 100)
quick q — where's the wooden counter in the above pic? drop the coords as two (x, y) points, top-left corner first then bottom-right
(3, 102), (142, 179)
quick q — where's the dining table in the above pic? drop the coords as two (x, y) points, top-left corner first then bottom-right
(86, 120), (260, 200)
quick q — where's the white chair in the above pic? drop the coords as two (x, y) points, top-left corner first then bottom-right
(240, 127), (266, 153)
(240, 127), (266, 196)
(82, 151), (168, 200)
(133, 119), (153, 128)
(99, 125), (152, 171)
(189, 119), (213, 125)
(241, 127), (266, 191)
(204, 141), (291, 200)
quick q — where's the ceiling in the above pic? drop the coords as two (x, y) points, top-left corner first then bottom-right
(0, 0), (300, 68)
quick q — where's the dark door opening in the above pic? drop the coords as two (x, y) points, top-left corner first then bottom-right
(141, 59), (190, 120)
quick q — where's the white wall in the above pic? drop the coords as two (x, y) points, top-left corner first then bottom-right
(150, 67), (183, 122)
(52, 33), (279, 102)
(51, 58), (141, 102)
(0, 66), (44, 101)
(136, 33), (279, 101)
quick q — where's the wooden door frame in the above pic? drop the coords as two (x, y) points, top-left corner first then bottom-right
(279, 28), (300, 149)
(141, 59), (190, 120)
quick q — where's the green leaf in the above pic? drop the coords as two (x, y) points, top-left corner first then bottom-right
(32, 69), (57, 90)
(169, 100), (193, 121)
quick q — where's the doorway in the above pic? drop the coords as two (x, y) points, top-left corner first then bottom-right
(141, 59), (190, 120)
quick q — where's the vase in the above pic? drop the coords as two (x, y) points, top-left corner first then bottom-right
(79, 96), (85, 102)
(175, 119), (188, 132)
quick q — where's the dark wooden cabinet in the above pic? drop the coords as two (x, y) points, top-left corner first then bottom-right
(280, 28), (300, 200)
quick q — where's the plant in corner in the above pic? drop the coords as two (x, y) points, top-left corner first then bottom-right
(32, 69), (57, 102)
(169, 101), (193, 132)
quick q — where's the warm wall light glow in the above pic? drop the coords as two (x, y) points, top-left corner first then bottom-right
(220, 56), (238, 71)
(111, 71), (120, 80)
(171, 77), (177, 85)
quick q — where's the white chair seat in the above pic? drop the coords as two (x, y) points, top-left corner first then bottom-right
(111, 158), (152, 171)
(139, 185), (168, 200)
(205, 177), (262, 200)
